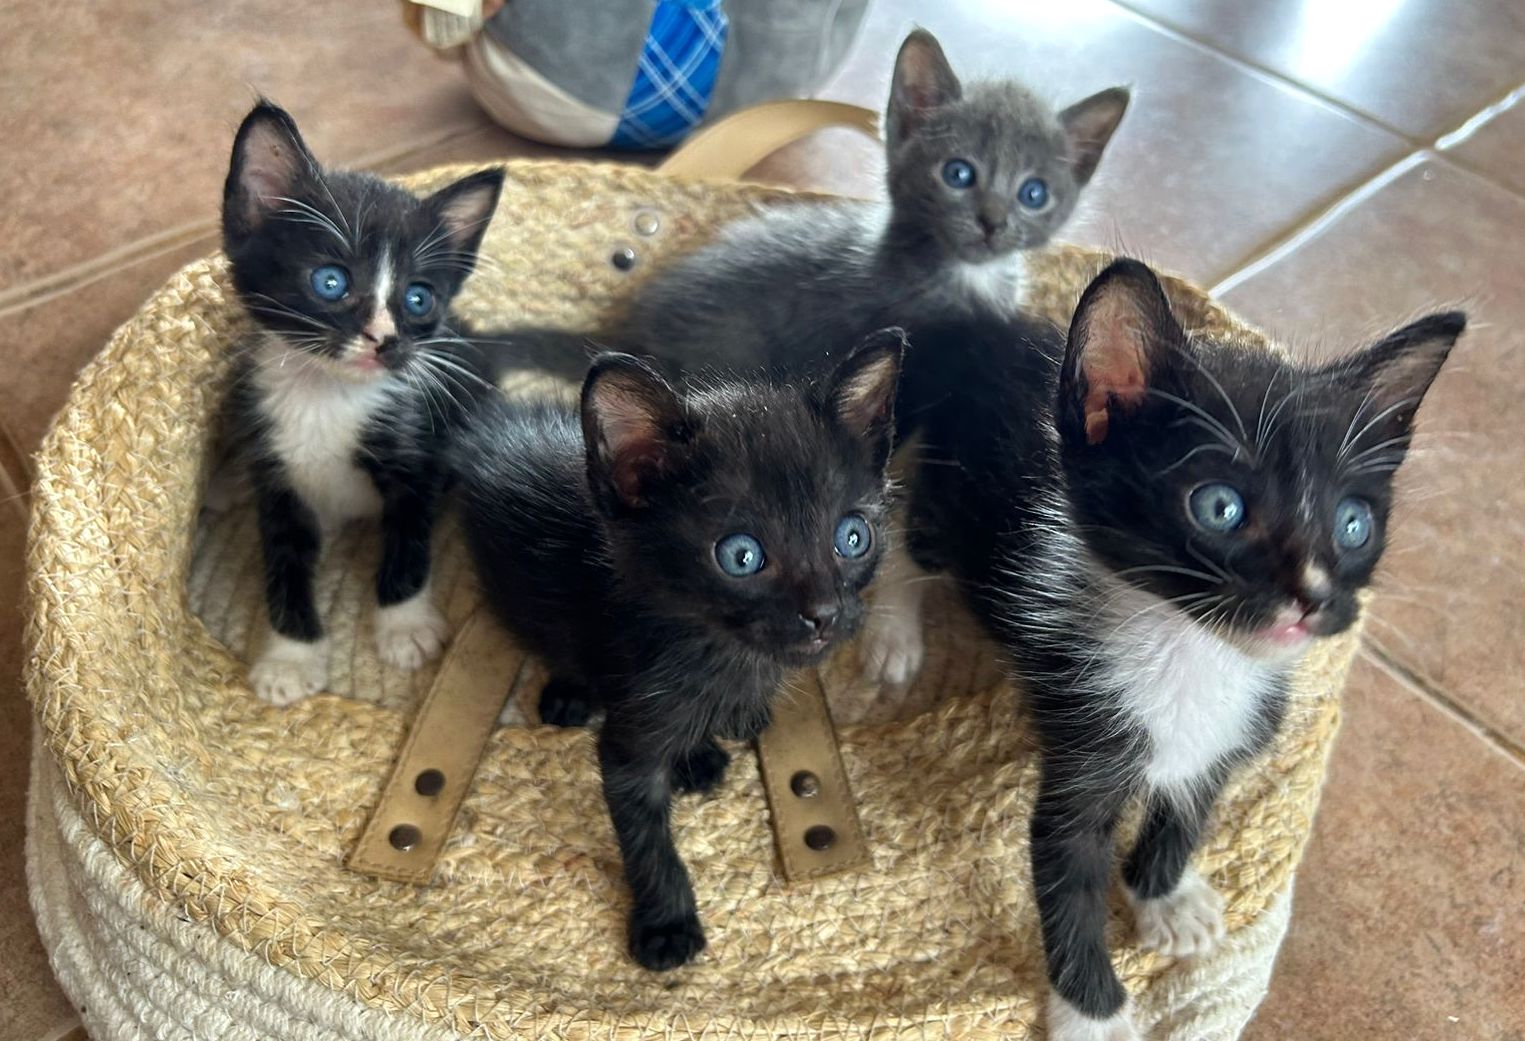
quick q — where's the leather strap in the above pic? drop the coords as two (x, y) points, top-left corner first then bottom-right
(348, 609), (525, 884)
(351, 99), (881, 885)
(757, 670), (869, 880)
(658, 99), (880, 180)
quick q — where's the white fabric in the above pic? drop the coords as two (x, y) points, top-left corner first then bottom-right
(464, 33), (619, 147)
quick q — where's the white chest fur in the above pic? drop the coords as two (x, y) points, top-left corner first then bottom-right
(1095, 582), (1277, 796)
(951, 253), (1026, 312)
(250, 344), (393, 527)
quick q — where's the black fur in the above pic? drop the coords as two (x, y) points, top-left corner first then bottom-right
(899, 260), (1462, 1026)
(218, 100), (502, 694)
(454, 333), (905, 970)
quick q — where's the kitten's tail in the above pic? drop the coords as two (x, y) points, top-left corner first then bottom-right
(458, 325), (614, 384)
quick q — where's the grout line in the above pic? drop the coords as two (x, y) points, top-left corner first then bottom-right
(0, 220), (215, 314)
(0, 419), (33, 518)
(1209, 152), (1427, 297)
(1434, 82), (1525, 151)
(1362, 642), (1525, 768)
(1103, 0), (1416, 142)
(40, 1019), (85, 1041)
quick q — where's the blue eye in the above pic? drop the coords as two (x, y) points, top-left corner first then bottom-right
(1334, 497), (1373, 550)
(942, 158), (976, 189)
(309, 265), (349, 301)
(833, 514), (872, 559)
(1188, 483), (1246, 533)
(403, 283), (435, 317)
(715, 533), (766, 577)
(1017, 177), (1049, 209)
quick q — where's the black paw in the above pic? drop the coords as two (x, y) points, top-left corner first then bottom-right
(672, 742), (731, 795)
(538, 678), (594, 727)
(629, 912), (706, 971)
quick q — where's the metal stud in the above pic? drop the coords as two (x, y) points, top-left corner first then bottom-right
(414, 769), (445, 797)
(611, 246), (637, 271)
(633, 211), (660, 236)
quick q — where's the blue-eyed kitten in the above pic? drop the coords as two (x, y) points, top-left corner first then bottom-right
(896, 260), (1463, 1041)
(483, 28), (1128, 378)
(218, 101), (503, 705)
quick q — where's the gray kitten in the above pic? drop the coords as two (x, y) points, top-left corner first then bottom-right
(484, 30), (1128, 376)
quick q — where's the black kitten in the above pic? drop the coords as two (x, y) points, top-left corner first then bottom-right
(219, 100), (504, 705)
(455, 333), (904, 970)
(896, 261), (1462, 1041)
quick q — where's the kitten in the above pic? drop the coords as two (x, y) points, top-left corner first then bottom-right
(482, 28), (1128, 378)
(895, 260), (1461, 1041)
(454, 332), (904, 970)
(219, 101), (504, 705)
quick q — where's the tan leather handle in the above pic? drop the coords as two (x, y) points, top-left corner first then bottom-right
(658, 99), (880, 181)
(348, 609), (526, 884)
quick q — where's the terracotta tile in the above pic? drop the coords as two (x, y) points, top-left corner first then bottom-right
(2, 238), (217, 459)
(777, 0), (1408, 283)
(1122, 0), (1525, 139)
(0, 503), (78, 1039)
(1242, 653), (1525, 1040)
(0, 0), (509, 294)
(1445, 94), (1525, 198)
(1220, 157), (1525, 751)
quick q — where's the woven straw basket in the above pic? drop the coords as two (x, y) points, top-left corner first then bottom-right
(25, 147), (1351, 1040)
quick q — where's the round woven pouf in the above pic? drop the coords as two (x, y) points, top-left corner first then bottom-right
(25, 160), (1349, 1040)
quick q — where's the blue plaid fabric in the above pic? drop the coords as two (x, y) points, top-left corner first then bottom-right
(611, 0), (729, 150)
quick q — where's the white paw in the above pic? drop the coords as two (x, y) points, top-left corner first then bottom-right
(250, 635), (330, 706)
(1129, 868), (1226, 958)
(859, 606), (926, 689)
(374, 592), (449, 671)
(1046, 991), (1141, 1041)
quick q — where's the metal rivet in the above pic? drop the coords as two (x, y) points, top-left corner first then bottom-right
(388, 824), (422, 852)
(790, 771), (821, 798)
(611, 246), (637, 271)
(414, 769), (445, 797)
(633, 211), (660, 236)
(804, 825), (835, 851)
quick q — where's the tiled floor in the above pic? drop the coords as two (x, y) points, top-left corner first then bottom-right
(2, 1), (1520, 1038)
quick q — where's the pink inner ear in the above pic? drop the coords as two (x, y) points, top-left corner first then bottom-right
(1080, 301), (1150, 444)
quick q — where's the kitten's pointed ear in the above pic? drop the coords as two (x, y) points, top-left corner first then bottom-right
(223, 101), (319, 238)
(582, 353), (690, 513)
(1060, 259), (1182, 446)
(1333, 311), (1464, 433)
(424, 167), (505, 261)
(826, 327), (906, 464)
(1059, 86), (1130, 186)
(887, 29), (962, 144)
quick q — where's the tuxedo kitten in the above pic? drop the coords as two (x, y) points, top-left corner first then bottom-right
(220, 101), (504, 705)
(455, 333), (904, 970)
(483, 29), (1127, 378)
(896, 261), (1462, 1041)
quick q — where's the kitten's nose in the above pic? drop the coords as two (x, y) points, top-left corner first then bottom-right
(361, 308), (397, 347)
(1294, 561), (1334, 615)
(799, 603), (839, 639)
(978, 212), (1007, 239)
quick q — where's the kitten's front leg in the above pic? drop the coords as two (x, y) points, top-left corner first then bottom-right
(1032, 770), (1140, 1041)
(373, 481), (449, 670)
(1123, 780), (1228, 958)
(858, 536), (936, 689)
(250, 485), (329, 705)
(598, 724), (706, 970)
